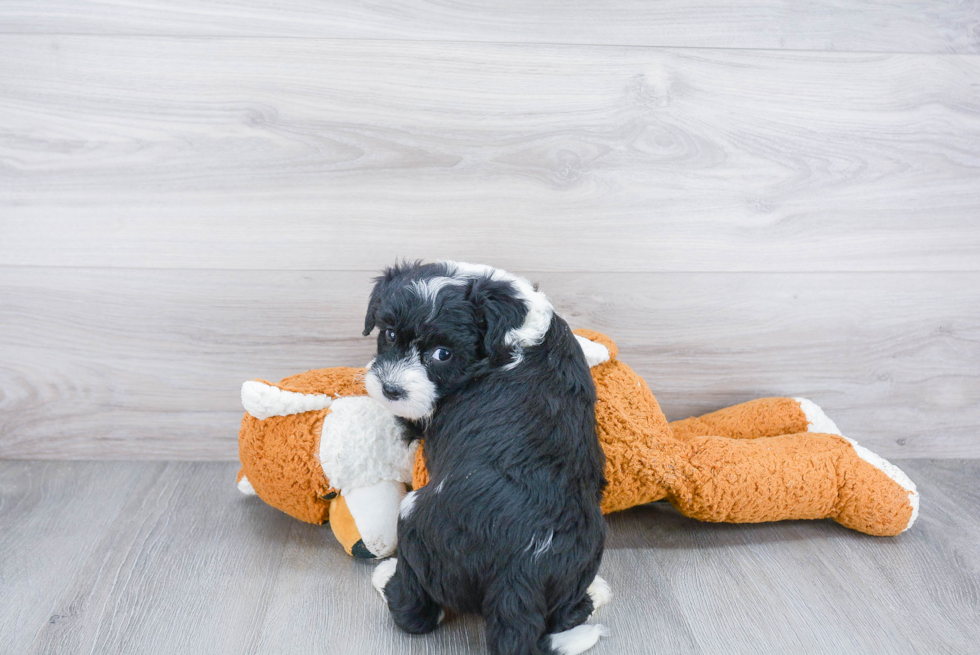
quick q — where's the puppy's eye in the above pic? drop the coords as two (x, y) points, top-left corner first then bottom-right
(430, 347), (452, 363)
(384, 328), (397, 343)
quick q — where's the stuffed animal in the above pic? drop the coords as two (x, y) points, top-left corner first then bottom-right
(237, 331), (918, 558)
(236, 367), (417, 559)
(414, 330), (919, 536)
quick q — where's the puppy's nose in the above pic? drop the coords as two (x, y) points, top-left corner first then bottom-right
(382, 382), (404, 401)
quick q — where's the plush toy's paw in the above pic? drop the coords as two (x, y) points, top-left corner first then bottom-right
(794, 397), (842, 436)
(795, 397), (920, 533)
(587, 575), (612, 615)
(344, 480), (406, 558)
(571, 329), (618, 361)
(236, 475), (257, 496)
(549, 624), (611, 655)
(241, 380), (334, 420)
(574, 335), (611, 368)
(372, 558), (398, 601)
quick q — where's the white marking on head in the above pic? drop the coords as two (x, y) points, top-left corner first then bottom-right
(440, 261), (555, 368)
(411, 276), (467, 319)
(795, 397), (920, 531)
(399, 490), (418, 519)
(500, 351), (524, 371)
(365, 346), (438, 420)
(435, 479), (445, 494)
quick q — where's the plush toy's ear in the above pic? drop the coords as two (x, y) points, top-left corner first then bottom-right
(467, 276), (528, 366)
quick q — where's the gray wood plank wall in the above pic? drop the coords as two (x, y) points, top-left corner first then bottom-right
(1, 1), (978, 52)
(1, 4), (978, 459)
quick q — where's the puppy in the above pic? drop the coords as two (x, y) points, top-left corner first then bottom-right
(364, 261), (609, 655)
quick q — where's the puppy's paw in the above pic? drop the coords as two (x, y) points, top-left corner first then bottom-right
(549, 624), (611, 655)
(372, 558), (398, 601)
(587, 575), (612, 614)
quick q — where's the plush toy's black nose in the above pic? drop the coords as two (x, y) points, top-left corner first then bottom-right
(382, 382), (404, 400)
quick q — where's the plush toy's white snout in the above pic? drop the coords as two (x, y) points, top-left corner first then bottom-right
(318, 396), (419, 557)
(341, 479), (406, 558)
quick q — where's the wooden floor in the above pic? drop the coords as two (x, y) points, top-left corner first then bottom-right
(1, 459), (976, 654)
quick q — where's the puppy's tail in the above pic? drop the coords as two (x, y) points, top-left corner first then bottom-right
(548, 624), (610, 655)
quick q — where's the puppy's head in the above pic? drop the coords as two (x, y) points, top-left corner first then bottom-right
(362, 261), (553, 420)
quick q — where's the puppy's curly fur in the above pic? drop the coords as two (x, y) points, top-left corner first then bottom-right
(364, 261), (607, 655)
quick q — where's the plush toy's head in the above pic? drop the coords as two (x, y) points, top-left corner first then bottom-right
(237, 367), (417, 558)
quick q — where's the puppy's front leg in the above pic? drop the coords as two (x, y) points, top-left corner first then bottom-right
(376, 558), (444, 635)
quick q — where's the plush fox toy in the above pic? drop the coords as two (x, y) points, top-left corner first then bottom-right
(237, 367), (417, 559)
(237, 331), (919, 559)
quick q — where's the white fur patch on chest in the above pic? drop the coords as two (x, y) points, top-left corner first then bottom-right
(317, 396), (418, 492)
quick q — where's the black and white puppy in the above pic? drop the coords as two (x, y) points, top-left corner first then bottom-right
(365, 261), (610, 655)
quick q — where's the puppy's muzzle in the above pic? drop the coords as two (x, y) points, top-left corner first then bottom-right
(382, 382), (404, 401)
(364, 350), (438, 420)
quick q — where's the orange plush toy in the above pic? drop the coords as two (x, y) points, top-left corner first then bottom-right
(237, 331), (918, 559)
(237, 368), (418, 559)
(417, 330), (918, 537)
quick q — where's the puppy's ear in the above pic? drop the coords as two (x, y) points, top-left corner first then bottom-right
(468, 277), (527, 365)
(363, 275), (385, 336)
(363, 260), (423, 336)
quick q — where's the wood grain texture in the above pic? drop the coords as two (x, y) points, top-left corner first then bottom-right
(2, 37), (979, 272)
(1, 267), (976, 459)
(601, 458), (980, 654)
(0, 1), (977, 53)
(0, 459), (977, 654)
